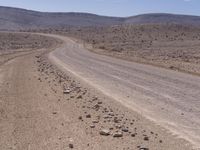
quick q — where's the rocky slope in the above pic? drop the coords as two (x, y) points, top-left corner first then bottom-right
(1, 6), (200, 30)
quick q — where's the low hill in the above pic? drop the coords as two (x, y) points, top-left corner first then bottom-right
(126, 13), (200, 25)
(0, 6), (124, 30)
(1, 6), (200, 30)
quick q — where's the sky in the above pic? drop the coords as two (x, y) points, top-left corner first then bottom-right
(0, 0), (200, 17)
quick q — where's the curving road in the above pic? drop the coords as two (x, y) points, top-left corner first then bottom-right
(46, 34), (200, 147)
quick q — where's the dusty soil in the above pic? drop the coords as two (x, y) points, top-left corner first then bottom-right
(32, 24), (200, 75)
(0, 32), (59, 65)
(0, 32), (194, 150)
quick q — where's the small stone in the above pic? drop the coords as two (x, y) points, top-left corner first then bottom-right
(108, 112), (114, 116)
(92, 97), (98, 101)
(69, 144), (74, 149)
(63, 89), (71, 94)
(113, 132), (123, 137)
(92, 120), (99, 123)
(140, 147), (149, 150)
(52, 112), (57, 114)
(98, 101), (103, 104)
(109, 127), (114, 130)
(131, 133), (136, 137)
(144, 136), (149, 141)
(99, 129), (110, 136)
(77, 95), (83, 99)
(122, 128), (129, 132)
(114, 117), (120, 123)
(103, 115), (110, 119)
(86, 114), (91, 118)
(115, 125), (122, 129)
(90, 125), (95, 128)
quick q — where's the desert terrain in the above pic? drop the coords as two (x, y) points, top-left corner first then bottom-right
(0, 32), (59, 65)
(0, 6), (200, 150)
(0, 32), (194, 150)
(34, 24), (200, 75)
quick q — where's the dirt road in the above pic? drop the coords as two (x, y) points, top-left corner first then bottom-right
(47, 34), (200, 147)
(0, 33), (197, 150)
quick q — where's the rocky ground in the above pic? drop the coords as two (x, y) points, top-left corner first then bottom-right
(30, 24), (200, 75)
(0, 32), (194, 149)
(0, 32), (59, 65)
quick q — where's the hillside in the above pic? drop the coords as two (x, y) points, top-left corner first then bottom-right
(126, 13), (200, 25)
(1, 6), (200, 30)
(0, 6), (124, 30)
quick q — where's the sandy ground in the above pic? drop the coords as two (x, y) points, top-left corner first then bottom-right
(33, 24), (200, 75)
(48, 34), (200, 148)
(0, 33), (194, 150)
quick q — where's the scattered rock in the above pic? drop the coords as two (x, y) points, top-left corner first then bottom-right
(131, 133), (136, 137)
(114, 117), (120, 123)
(78, 116), (83, 120)
(103, 115), (110, 119)
(77, 95), (83, 99)
(108, 112), (114, 116)
(144, 136), (149, 141)
(69, 144), (74, 149)
(115, 125), (122, 129)
(92, 120), (99, 123)
(92, 96), (98, 101)
(113, 132), (123, 137)
(98, 101), (103, 104)
(86, 114), (91, 118)
(109, 127), (114, 130)
(139, 147), (149, 150)
(90, 124), (95, 128)
(140, 147), (149, 150)
(99, 129), (110, 136)
(63, 89), (71, 94)
(122, 128), (129, 132)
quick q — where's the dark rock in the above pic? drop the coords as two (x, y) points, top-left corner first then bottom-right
(69, 144), (74, 149)
(86, 114), (91, 118)
(144, 136), (149, 141)
(122, 128), (129, 132)
(113, 132), (123, 137)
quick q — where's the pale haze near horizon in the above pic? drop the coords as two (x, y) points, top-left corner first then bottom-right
(0, 0), (200, 17)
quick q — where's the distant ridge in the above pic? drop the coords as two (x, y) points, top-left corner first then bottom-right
(0, 6), (200, 30)
(125, 13), (200, 25)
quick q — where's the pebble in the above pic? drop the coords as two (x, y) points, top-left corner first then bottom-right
(52, 112), (57, 114)
(69, 144), (74, 149)
(122, 128), (129, 132)
(131, 133), (136, 137)
(90, 124), (95, 128)
(98, 101), (103, 104)
(77, 95), (83, 99)
(92, 120), (99, 123)
(63, 89), (71, 94)
(144, 136), (149, 141)
(139, 147), (149, 150)
(113, 132), (123, 137)
(78, 116), (83, 120)
(86, 114), (91, 118)
(99, 129), (110, 136)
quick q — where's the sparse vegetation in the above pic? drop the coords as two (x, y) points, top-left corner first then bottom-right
(29, 24), (200, 75)
(0, 32), (59, 65)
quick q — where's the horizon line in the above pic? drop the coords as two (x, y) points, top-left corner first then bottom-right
(0, 5), (200, 18)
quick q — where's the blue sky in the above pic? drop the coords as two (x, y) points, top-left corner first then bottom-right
(0, 0), (200, 17)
